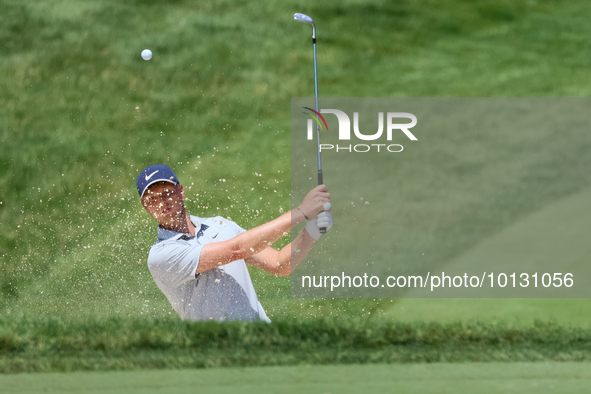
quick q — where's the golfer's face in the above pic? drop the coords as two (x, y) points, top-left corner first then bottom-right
(142, 182), (184, 225)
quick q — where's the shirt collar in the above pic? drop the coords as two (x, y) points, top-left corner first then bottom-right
(156, 215), (203, 242)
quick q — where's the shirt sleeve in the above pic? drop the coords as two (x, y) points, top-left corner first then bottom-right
(224, 217), (246, 235)
(213, 216), (246, 236)
(147, 239), (203, 288)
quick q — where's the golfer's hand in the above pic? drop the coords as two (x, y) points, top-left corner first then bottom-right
(299, 184), (331, 219)
(305, 211), (333, 240)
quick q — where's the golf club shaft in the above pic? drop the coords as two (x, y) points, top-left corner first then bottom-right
(312, 28), (327, 234)
(294, 13), (327, 233)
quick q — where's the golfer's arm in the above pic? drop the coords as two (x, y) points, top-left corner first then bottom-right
(282, 228), (317, 273)
(245, 228), (316, 276)
(196, 210), (306, 274)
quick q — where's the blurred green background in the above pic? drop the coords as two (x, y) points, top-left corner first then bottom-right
(2, 0), (591, 326)
(290, 98), (591, 300)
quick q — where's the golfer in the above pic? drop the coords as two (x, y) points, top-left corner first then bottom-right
(136, 164), (332, 322)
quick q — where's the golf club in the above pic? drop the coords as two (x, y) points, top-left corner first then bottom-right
(293, 12), (327, 233)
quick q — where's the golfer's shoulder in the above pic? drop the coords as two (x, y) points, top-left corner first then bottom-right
(202, 216), (245, 234)
(146, 233), (190, 267)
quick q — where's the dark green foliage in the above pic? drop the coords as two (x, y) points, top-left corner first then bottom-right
(1, 316), (591, 373)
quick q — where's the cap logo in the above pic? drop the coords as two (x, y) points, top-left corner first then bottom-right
(145, 170), (159, 181)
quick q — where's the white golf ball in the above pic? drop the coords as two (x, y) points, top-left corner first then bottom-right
(141, 49), (152, 61)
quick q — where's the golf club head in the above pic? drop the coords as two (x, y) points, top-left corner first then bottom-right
(293, 13), (314, 24)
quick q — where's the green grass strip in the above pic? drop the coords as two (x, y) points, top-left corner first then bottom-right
(1, 316), (591, 373)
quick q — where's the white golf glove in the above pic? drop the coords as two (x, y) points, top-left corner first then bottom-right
(305, 211), (333, 241)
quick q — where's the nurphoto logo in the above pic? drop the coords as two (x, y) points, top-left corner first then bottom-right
(303, 107), (418, 153)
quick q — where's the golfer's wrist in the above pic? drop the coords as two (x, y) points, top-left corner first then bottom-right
(289, 208), (304, 227)
(296, 206), (309, 220)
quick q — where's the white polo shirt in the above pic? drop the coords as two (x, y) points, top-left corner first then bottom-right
(147, 215), (271, 322)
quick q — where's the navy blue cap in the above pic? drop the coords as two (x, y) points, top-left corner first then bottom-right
(136, 164), (179, 198)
